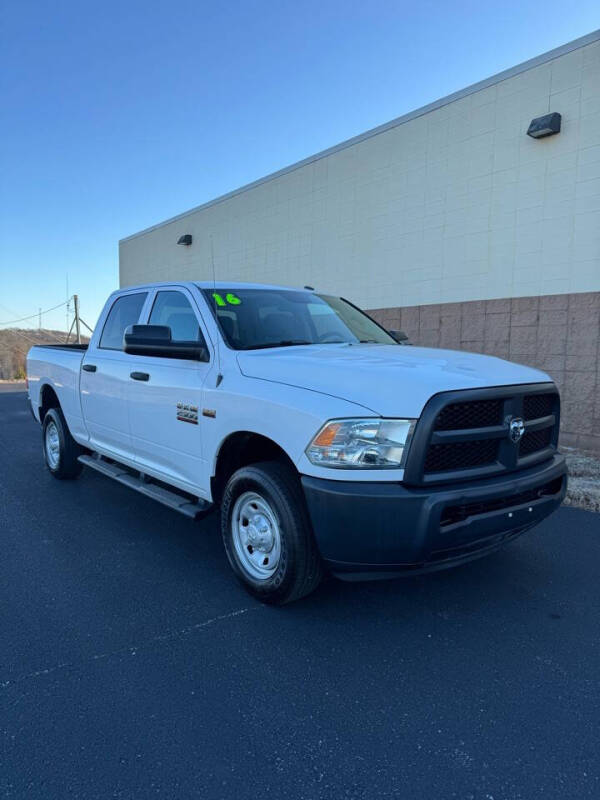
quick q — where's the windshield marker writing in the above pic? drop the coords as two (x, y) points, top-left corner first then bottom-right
(212, 292), (241, 306)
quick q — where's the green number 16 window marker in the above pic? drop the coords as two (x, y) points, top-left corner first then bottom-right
(212, 292), (241, 306)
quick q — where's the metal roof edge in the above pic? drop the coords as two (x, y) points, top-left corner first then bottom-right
(120, 29), (600, 244)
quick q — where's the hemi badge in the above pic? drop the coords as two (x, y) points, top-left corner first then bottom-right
(202, 408), (216, 418)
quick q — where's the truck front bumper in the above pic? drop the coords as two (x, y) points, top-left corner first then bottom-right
(301, 455), (567, 579)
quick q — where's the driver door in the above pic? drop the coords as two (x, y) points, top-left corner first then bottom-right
(127, 288), (213, 496)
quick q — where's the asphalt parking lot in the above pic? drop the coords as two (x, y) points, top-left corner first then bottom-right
(1, 386), (599, 799)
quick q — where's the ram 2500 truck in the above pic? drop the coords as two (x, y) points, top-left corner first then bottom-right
(27, 282), (567, 604)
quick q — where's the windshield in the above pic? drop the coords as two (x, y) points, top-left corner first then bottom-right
(199, 288), (396, 350)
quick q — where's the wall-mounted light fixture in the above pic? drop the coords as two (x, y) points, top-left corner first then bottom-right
(177, 234), (193, 246)
(527, 112), (561, 139)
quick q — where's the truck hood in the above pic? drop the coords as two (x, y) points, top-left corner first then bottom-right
(236, 344), (550, 417)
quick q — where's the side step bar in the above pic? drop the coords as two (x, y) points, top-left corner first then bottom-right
(78, 454), (212, 519)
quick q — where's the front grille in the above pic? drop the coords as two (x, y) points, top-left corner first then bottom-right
(434, 399), (502, 430)
(404, 383), (560, 485)
(520, 426), (552, 456)
(440, 476), (564, 527)
(424, 439), (498, 472)
(523, 393), (554, 421)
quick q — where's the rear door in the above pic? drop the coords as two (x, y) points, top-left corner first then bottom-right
(80, 290), (149, 460)
(127, 287), (213, 495)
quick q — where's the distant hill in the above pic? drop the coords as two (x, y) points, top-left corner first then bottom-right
(0, 329), (90, 379)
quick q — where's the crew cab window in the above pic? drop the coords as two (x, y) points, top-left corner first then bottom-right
(148, 291), (205, 344)
(99, 292), (148, 350)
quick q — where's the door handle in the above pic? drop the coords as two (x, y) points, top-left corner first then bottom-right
(82, 364), (97, 372)
(130, 371), (150, 382)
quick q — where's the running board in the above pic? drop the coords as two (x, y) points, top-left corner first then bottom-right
(78, 454), (212, 519)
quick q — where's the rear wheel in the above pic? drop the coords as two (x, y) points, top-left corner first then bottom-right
(42, 407), (83, 479)
(221, 461), (323, 604)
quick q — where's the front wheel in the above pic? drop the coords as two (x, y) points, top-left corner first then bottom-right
(42, 407), (83, 479)
(221, 461), (323, 605)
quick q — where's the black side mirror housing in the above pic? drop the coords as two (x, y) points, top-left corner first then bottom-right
(388, 329), (409, 344)
(123, 325), (209, 361)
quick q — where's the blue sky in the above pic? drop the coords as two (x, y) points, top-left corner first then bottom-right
(1, 0), (598, 331)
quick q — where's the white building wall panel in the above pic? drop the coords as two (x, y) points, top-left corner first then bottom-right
(120, 35), (600, 308)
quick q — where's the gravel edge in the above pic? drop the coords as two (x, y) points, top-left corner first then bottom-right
(564, 449), (600, 513)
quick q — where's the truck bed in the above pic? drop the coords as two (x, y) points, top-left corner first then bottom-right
(26, 344), (87, 425)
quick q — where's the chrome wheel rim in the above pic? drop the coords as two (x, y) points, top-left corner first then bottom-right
(231, 492), (281, 581)
(45, 421), (60, 469)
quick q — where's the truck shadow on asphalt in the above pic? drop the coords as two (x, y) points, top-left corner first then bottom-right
(75, 468), (576, 631)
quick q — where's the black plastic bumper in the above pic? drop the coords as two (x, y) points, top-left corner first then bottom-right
(301, 455), (567, 579)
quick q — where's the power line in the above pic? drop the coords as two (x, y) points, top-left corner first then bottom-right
(0, 299), (70, 327)
(0, 302), (23, 317)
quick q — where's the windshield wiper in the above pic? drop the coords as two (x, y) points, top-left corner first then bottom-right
(243, 340), (313, 350)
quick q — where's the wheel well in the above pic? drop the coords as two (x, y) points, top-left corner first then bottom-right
(39, 384), (60, 421)
(212, 432), (297, 504)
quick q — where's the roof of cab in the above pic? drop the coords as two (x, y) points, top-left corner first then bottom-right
(195, 281), (312, 291)
(117, 280), (314, 293)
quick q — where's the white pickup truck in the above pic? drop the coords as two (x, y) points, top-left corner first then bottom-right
(27, 282), (567, 603)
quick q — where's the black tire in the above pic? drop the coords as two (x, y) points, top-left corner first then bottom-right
(42, 406), (83, 480)
(221, 461), (323, 605)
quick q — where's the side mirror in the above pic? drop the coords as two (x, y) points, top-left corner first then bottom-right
(123, 325), (208, 361)
(388, 329), (409, 344)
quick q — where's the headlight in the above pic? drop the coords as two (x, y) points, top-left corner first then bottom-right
(306, 418), (416, 469)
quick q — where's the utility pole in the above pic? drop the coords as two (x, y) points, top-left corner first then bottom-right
(74, 295), (81, 344)
(38, 308), (41, 331)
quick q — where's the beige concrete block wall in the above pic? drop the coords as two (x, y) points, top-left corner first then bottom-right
(368, 291), (600, 455)
(120, 34), (600, 311)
